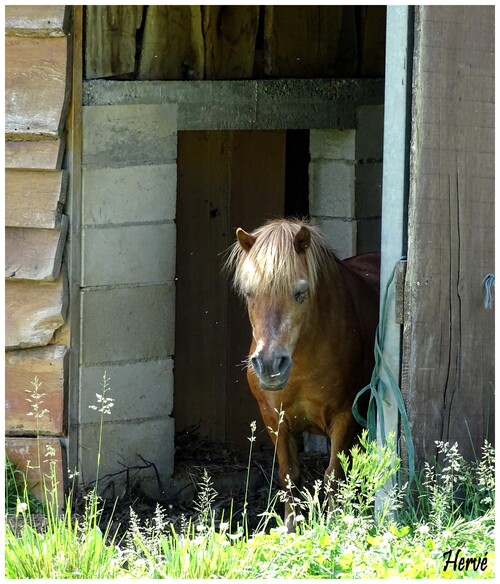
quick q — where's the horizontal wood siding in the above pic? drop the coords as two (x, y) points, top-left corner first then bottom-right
(6, 276), (68, 350)
(5, 138), (66, 169)
(6, 169), (68, 228)
(5, 437), (66, 504)
(6, 346), (68, 435)
(5, 218), (68, 281)
(5, 5), (69, 36)
(5, 5), (72, 501)
(5, 35), (70, 138)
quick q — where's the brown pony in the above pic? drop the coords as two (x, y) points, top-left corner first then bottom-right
(226, 218), (379, 529)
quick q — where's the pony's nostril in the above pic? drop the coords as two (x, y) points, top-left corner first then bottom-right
(273, 355), (291, 376)
(251, 353), (291, 384)
(251, 356), (262, 375)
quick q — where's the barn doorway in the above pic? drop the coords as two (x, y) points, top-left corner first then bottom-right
(174, 130), (310, 450)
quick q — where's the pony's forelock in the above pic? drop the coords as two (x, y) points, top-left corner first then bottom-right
(225, 219), (337, 299)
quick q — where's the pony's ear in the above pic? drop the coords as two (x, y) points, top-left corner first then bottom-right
(294, 225), (311, 254)
(236, 228), (256, 253)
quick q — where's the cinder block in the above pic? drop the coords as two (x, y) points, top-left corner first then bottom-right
(82, 223), (176, 286)
(81, 283), (175, 364)
(79, 416), (174, 498)
(82, 104), (177, 168)
(309, 160), (355, 218)
(82, 164), (176, 226)
(355, 162), (383, 218)
(312, 216), (357, 259)
(309, 129), (356, 161)
(356, 105), (384, 160)
(79, 358), (174, 424)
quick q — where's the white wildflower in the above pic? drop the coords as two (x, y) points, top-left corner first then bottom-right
(16, 500), (28, 514)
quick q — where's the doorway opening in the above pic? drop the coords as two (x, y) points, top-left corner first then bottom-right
(174, 130), (310, 451)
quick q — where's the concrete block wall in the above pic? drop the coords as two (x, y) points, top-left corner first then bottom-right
(80, 104), (177, 497)
(309, 128), (357, 259)
(309, 104), (384, 258)
(355, 105), (384, 254)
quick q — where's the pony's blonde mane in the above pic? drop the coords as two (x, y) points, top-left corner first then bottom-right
(226, 219), (338, 299)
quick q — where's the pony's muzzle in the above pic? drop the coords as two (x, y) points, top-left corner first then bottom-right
(250, 353), (292, 390)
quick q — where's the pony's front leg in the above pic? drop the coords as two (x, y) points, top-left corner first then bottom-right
(269, 426), (301, 532)
(257, 399), (302, 531)
(324, 410), (360, 503)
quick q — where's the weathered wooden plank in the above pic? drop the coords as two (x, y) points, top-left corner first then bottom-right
(5, 217), (68, 281)
(202, 6), (259, 79)
(5, 35), (70, 138)
(5, 437), (65, 506)
(138, 6), (204, 80)
(6, 169), (68, 228)
(404, 6), (495, 464)
(5, 274), (68, 349)
(50, 320), (71, 347)
(85, 6), (143, 79)
(5, 5), (69, 36)
(264, 6), (343, 77)
(6, 346), (68, 435)
(5, 138), (66, 169)
(175, 131), (230, 442)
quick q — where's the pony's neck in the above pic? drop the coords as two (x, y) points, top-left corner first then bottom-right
(321, 259), (355, 320)
(303, 257), (357, 342)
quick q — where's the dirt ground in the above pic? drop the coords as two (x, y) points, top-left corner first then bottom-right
(81, 427), (330, 540)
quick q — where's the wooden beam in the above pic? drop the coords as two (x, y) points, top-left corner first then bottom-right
(5, 138), (66, 170)
(5, 35), (70, 138)
(202, 6), (259, 79)
(5, 437), (65, 506)
(5, 5), (70, 36)
(5, 217), (68, 281)
(6, 169), (68, 228)
(5, 275), (68, 349)
(138, 6), (204, 80)
(85, 6), (143, 79)
(6, 346), (68, 436)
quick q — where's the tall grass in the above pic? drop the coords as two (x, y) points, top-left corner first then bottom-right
(5, 374), (122, 579)
(5, 375), (496, 579)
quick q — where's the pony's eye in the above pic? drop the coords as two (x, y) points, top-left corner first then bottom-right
(293, 290), (306, 303)
(244, 290), (254, 299)
(293, 279), (309, 303)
